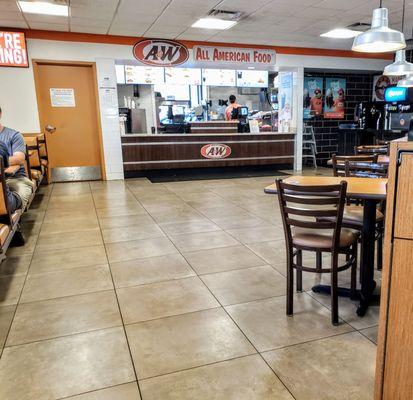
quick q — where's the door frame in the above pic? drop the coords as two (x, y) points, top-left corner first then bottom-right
(32, 59), (107, 182)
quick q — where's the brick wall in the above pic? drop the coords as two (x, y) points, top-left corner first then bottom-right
(304, 71), (377, 165)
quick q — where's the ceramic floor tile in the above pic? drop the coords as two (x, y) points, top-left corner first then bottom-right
(262, 332), (376, 400)
(0, 275), (26, 306)
(140, 354), (294, 400)
(98, 213), (154, 229)
(96, 204), (147, 218)
(0, 254), (32, 277)
(183, 245), (266, 275)
(39, 217), (99, 235)
(30, 245), (108, 274)
(308, 291), (380, 330)
(118, 276), (219, 324)
(106, 237), (178, 263)
(201, 265), (286, 305)
(21, 265), (113, 303)
(227, 226), (285, 245)
(246, 240), (287, 266)
(126, 308), (256, 379)
(159, 219), (221, 235)
(226, 293), (354, 352)
(35, 230), (103, 251)
(210, 214), (271, 230)
(102, 224), (165, 244)
(0, 305), (15, 349)
(0, 327), (135, 400)
(110, 254), (195, 288)
(63, 382), (141, 399)
(150, 210), (205, 224)
(169, 231), (239, 253)
(360, 326), (378, 344)
(7, 291), (122, 346)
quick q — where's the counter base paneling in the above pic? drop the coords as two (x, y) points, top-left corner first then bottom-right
(121, 133), (295, 172)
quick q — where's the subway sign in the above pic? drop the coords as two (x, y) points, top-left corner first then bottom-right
(133, 39), (189, 67)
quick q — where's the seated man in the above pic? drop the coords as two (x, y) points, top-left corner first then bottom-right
(0, 107), (35, 209)
(0, 142), (22, 213)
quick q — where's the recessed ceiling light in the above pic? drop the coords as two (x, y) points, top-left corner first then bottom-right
(18, 1), (69, 16)
(320, 28), (361, 39)
(191, 18), (237, 30)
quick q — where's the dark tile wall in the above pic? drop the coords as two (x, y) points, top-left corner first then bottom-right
(304, 71), (377, 165)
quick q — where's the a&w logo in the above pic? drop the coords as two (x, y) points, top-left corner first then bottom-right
(133, 39), (189, 67)
(200, 144), (232, 159)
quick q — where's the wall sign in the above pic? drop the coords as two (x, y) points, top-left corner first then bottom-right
(50, 88), (76, 108)
(0, 31), (28, 67)
(194, 45), (276, 68)
(133, 39), (189, 67)
(324, 78), (346, 119)
(201, 144), (232, 159)
(372, 75), (400, 101)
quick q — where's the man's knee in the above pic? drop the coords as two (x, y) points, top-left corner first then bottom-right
(6, 177), (34, 206)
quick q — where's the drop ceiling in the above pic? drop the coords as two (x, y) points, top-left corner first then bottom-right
(1, 0), (412, 50)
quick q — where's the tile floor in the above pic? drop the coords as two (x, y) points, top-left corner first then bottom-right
(0, 171), (379, 399)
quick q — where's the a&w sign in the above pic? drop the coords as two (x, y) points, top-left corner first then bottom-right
(200, 144), (232, 159)
(133, 39), (189, 67)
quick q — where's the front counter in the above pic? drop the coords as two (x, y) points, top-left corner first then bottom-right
(121, 132), (295, 176)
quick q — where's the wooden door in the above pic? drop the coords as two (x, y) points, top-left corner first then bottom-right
(34, 61), (104, 182)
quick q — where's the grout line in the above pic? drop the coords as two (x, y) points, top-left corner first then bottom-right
(56, 381), (137, 400)
(89, 181), (145, 400)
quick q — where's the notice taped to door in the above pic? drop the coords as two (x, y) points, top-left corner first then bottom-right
(50, 88), (76, 107)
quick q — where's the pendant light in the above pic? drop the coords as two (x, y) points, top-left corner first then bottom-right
(352, 1), (406, 53)
(398, 76), (413, 87)
(384, 0), (413, 75)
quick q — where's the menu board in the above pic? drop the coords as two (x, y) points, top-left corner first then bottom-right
(125, 65), (165, 84)
(236, 70), (268, 88)
(115, 65), (125, 84)
(202, 69), (236, 86)
(165, 67), (202, 85)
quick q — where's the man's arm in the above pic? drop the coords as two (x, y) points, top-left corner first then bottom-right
(9, 131), (26, 166)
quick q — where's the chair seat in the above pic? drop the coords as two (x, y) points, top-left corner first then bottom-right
(0, 224), (10, 246)
(343, 206), (384, 226)
(292, 228), (358, 250)
(11, 210), (22, 224)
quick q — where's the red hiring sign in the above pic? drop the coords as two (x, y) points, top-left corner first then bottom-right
(0, 31), (28, 67)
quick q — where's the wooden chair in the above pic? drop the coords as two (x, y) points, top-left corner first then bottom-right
(0, 159), (23, 259)
(355, 144), (389, 156)
(37, 134), (49, 183)
(276, 179), (359, 325)
(344, 160), (388, 270)
(332, 154), (378, 177)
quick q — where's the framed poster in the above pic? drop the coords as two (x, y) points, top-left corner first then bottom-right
(372, 75), (401, 101)
(324, 78), (346, 119)
(0, 31), (28, 67)
(303, 77), (323, 119)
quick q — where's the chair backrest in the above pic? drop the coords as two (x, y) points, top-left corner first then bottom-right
(24, 136), (41, 168)
(355, 144), (389, 156)
(344, 160), (388, 178)
(276, 179), (347, 252)
(332, 154), (378, 177)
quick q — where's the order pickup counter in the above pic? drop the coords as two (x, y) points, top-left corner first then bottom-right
(121, 131), (295, 176)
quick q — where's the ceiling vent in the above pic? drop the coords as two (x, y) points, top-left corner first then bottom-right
(347, 22), (371, 32)
(207, 9), (244, 21)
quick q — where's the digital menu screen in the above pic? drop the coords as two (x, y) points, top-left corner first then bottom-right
(236, 70), (268, 88)
(115, 65), (125, 84)
(202, 69), (236, 86)
(125, 65), (165, 84)
(165, 67), (202, 85)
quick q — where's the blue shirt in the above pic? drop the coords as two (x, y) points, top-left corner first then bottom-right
(0, 127), (27, 177)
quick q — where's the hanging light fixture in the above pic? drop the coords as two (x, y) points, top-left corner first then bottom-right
(352, 1), (406, 53)
(398, 76), (413, 87)
(384, 0), (413, 75)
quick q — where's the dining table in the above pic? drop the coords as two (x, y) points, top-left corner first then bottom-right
(265, 175), (387, 317)
(326, 154), (390, 166)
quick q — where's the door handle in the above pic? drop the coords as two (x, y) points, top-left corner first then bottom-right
(45, 125), (56, 134)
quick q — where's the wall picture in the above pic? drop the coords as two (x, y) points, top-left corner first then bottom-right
(303, 77), (323, 119)
(372, 75), (401, 101)
(324, 78), (346, 119)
